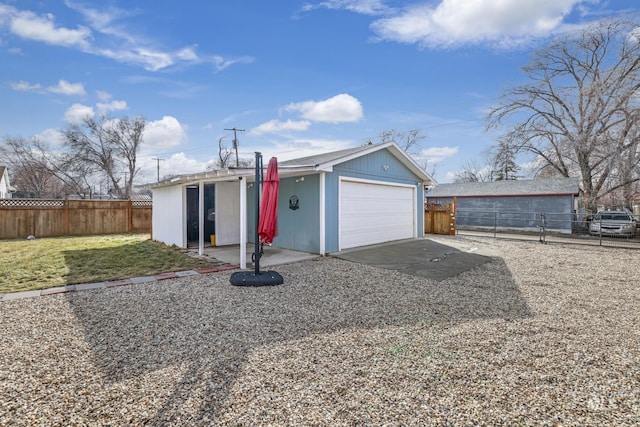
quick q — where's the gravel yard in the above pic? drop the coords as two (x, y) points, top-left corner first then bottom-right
(1, 236), (639, 426)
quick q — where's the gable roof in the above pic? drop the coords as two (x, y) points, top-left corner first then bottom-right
(280, 142), (431, 183)
(426, 178), (580, 198)
(279, 144), (375, 167)
(151, 142), (432, 188)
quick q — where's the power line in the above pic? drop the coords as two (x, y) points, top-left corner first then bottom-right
(224, 127), (245, 167)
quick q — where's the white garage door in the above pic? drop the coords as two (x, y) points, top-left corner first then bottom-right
(340, 180), (415, 250)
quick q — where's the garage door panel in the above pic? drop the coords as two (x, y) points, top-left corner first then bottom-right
(340, 180), (415, 249)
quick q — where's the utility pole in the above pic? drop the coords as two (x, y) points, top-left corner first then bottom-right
(152, 157), (165, 182)
(224, 127), (245, 167)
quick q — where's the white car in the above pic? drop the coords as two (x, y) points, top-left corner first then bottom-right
(589, 211), (637, 238)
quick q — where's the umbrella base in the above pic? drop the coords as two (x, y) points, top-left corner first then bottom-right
(230, 270), (284, 287)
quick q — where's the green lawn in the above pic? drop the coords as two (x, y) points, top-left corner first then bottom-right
(0, 234), (216, 293)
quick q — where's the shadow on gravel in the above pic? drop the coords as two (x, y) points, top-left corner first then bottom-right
(332, 238), (492, 281)
(66, 254), (531, 424)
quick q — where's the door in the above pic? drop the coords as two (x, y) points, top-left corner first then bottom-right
(339, 179), (415, 250)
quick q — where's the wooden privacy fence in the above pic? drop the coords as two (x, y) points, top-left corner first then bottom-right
(0, 199), (152, 239)
(424, 199), (456, 235)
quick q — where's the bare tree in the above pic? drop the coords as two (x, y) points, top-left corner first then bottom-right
(217, 136), (233, 168)
(0, 136), (90, 198)
(365, 128), (436, 176)
(366, 128), (427, 156)
(487, 18), (640, 211)
(64, 115), (145, 198)
(453, 159), (494, 183)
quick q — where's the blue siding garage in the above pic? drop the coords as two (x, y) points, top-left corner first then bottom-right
(279, 143), (430, 253)
(152, 142), (433, 258)
(426, 178), (580, 233)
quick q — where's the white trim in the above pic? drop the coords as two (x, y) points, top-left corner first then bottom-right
(198, 181), (204, 256)
(319, 172), (326, 255)
(338, 176), (417, 251)
(181, 186), (188, 248)
(239, 177), (247, 269)
(339, 175), (418, 189)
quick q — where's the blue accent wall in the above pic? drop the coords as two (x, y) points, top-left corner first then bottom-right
(247, 175), (321, 253)
(324, 149), (424, 253)
(248, 148), (425, 253)
(273, 175), (320, 252)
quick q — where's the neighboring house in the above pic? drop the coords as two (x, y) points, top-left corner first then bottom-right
(425, 178), (580, 233)
(151, 142), (432, 266)
(0, 166), (16, 199)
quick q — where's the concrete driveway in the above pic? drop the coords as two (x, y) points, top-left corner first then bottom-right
(331, 238), (492, 281)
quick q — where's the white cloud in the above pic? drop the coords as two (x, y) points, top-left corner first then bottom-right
(176, 46), (198, 61)
(300, 0), (391, 16)
(1, 3), (250, 73)
(139, 152), (209, 183)
(10, 80), (41, 91)
(210, 55), (254, 71)
(35, 128), (65, 146)
(370, 0), (585, 49)
(164, 152), (207, 174)
(48, 79), (86, 96)
(253, 138), (358, 162)
(96, 47), (174, 71)
(64, 103), (95, 123)
(66, 2), (251, 72)
(8, 8), (91, 48)
(11, 79), (86, 96)
(97, 100), (127, 114)
(420, 146), (459, 163)
(96, 90), (111, 101)
(284, 93), (364, 123)
(142, 116), (188, 152)
(250, 119), (312, 136)
(444, 170), (458, 182)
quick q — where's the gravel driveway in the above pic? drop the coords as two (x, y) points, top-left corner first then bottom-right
(1, 236), (639, 426)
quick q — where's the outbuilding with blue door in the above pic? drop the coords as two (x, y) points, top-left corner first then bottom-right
(151, 142), (433, 268)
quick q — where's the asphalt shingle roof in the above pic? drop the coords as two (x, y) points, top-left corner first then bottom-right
(426, 178), (580, 197)
(278, 143), (383, 167)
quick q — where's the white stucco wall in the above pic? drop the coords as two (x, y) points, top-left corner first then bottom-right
(152, 185), (185, 247)
(215, 181), (241, 245)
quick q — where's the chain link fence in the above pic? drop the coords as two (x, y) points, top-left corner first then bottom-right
(455, 209), (640, 249)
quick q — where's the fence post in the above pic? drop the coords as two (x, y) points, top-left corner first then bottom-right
(494, 211), (497, 238)
(128, 199), (133, 233)
(539, 212), (546, 244)
(451, 197), (457, 235)
(598, 217), (602, 246)
(63, 197), (69, 236)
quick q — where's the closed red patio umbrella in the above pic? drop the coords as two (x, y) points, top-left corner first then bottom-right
(230, 152), (283, 286)
(258, 157), (279, 244)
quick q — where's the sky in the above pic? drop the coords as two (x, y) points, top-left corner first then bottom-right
(0, 0), (635, 185)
